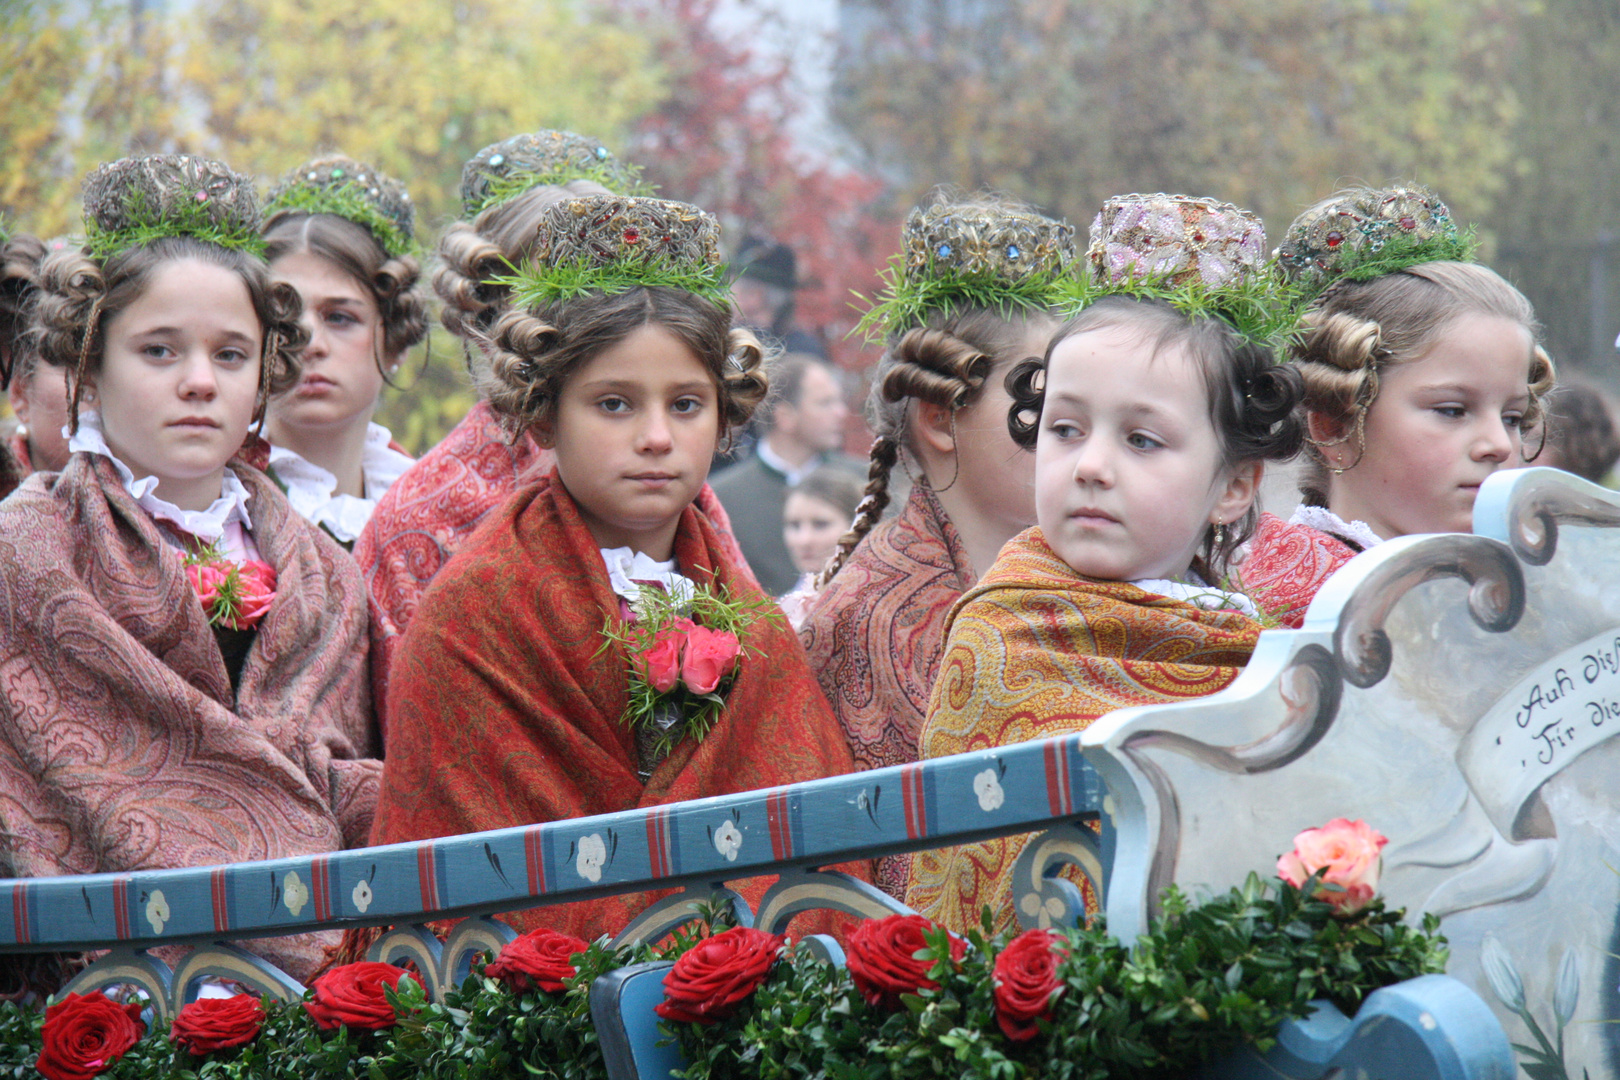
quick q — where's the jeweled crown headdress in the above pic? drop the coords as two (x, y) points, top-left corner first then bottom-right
(855, 197), (1077, 342)
(1274, 184), (1476, 298)
(459, 131), (651, 220)
(264, 155), (416, 258)
(82, 155), (263, 259)
(496, 194), (729, 310)
(1064, 193), (1301, 353)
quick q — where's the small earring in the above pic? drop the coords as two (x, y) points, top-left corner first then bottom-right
(13, 423), (25, 441)
(1212, 521), (1226, 551)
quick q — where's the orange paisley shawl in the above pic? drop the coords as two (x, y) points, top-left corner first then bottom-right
(906, 526), (1261, 933)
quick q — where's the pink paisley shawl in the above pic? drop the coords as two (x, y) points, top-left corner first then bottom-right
(1237, 512), (1358, 628)
(0, 454), (380, 981)
(355, 400), (752, 742)
(798, 483), (976, 898)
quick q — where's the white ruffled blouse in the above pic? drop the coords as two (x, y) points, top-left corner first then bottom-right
(1289, 504), (1385, 552)
(267, 423), (413, 543)
(68, 411), (260, 562)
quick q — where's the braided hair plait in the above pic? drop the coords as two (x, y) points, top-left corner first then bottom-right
(815, 434), (902, 590)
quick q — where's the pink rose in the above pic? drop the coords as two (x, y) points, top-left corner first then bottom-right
(1277, 817), (1388, 915)
(230, 560), (277, 630)
(680, 624), (740, 695)
(640, 625), (687, 694)
(186, 561), (230, 612)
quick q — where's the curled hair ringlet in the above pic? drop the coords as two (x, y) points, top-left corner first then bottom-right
(0, 233), (47, 389)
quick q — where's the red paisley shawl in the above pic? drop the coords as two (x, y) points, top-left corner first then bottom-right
(1236, 512), (1358, 628)
(0, 454), (379, 980)
(355, 401), (751, 743)
(370, 470), (862, 940)
(798, 483), (976, 898)
(906, 526), (1260, 934)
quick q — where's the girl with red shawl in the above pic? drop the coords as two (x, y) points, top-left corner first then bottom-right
(369, 194), (862, 941)
(909, 195), (1307, 933)
(353, 132), (748, 739)
(0, 156), (379, 985)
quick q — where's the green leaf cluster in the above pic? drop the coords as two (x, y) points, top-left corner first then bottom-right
(852, 256), (1071, 344)
(262, 181), (415, 261)
(497, 256), (732, 313)
(670, 874), (1448, 1080)
(1056, 269), (1307, 359)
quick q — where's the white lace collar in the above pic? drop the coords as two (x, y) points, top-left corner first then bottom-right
(267, 423), (413, 542)
(599, 547), (697, 611)
(68, 410), (257, 559)
(1289, 504), (1385, 551)
(1132, 571), (1259, 618)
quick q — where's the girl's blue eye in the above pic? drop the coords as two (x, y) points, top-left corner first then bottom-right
(141, 344), (171, 360)
(325, 310), (358, 327)
(218, 348), (250, 365)
(1504, 412), (1525, 430)
(1434, 405), (1466, 419)
(1049, 421), (1081, 440)
(1127, 431), (1162, 450)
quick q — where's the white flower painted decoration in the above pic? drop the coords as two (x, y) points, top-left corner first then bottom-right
(714, 820), (743, 862)
(283, 870), (310, 917)
(145, 890), (170, 934)
(1019, 891), (1068, 930)
(352, 879), (374, 914)
(577, 834), (607, 883)
(974, 768), (1005, 812)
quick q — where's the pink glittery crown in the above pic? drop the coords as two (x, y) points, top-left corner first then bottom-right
(1087, 194), (1268, 289)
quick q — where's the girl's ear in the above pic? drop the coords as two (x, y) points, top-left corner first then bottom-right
(1211, 460), (1262, 526)
(531, 413), (557, 450)
(1306, 411), (1351, 469)
(914, 399), (956, 456)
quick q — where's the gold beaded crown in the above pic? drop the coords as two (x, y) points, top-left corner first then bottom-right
(1275, 184), (1475, 297)
(496, 194), (729, 310)
(264, 155), (416, 258)
(459, 130), (650, 220)
(856, 198), (1077, 341)
(1065, 192), (1301, 353)
(82, 155), (263, 259)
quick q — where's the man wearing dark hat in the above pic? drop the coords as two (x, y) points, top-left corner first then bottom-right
(732, 235), (825, 358)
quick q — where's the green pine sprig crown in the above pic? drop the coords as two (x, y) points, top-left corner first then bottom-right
(459, 130), (653, 221)
(493, 194), (731, 311)
(1274, 184), (1477, 300)
(1064, 192), (1305, 354)
(264, 156), (417, 259)
(82, 155), (266, 260)
(855, 199), (1078, 342)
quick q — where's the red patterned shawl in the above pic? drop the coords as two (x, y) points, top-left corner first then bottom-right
(798, 483), (976, 898)
(906, 527), (1260, 934)
(0, 454), (379, 980)
(355, 401), (751, 743)
(1237, 512), (1358, 628)
(370, 470), (862, 940)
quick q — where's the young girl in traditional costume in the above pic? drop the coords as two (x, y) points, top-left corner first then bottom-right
(779, 465), (862, 627)
(354, 132), (747, 737)
(798, 193), (1072, 896)
(1239, 185), (1555, 623)
(0, 155), (379, 983)
(907, 194), (1305, 932)
(369, 193), (862, 941)
(259, 156), (426, 548)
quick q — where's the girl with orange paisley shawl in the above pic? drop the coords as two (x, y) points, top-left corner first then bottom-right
(370, 193), (862, 942)
(909, 195), (1307, 933)
(0, 156), (379, 986)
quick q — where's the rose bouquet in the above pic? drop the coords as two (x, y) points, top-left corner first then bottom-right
(599, 580), (780, 756)
(183, 543), (277, 631)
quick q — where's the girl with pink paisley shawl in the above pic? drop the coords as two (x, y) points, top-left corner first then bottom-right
(0, 156), (379, 987)
(798, 193), (1071, 898)
(354, 133), (750, 743)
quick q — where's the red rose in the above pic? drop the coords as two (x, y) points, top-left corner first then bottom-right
(992, 929), (1068, 1041)
(640, 625), (686, 694)
(230, 560), (277, 629)
(654, 926), (785, 1024)
(845, 914), (966, 1011)
(680, 624), (740, 695)
(170, 994), (265, 1054)
(485, 928), (590, 994)
(36, 991), (146, 1080)
(302, 961), (412, 1032)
